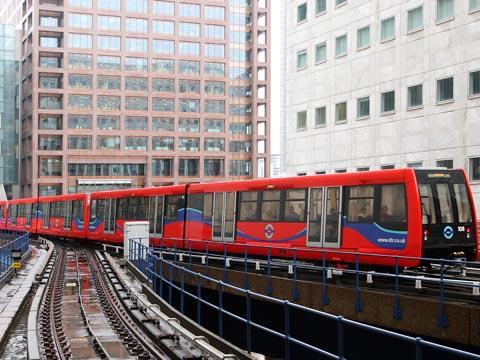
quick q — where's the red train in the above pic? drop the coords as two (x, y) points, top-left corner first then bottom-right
(0, 168), (477, 267)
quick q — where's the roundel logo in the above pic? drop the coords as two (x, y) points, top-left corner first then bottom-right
(265, 224), (275, 239)
(443, 226), (454, 240)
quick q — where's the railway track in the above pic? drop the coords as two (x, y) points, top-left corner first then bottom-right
(37, 244), (165, 359)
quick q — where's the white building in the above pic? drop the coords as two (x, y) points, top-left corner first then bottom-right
(284, 0), (480, 209)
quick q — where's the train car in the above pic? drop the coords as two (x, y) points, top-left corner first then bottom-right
(35, 193), (88, 239)
(0, 201), (7, 230)
(185, 168), (478, 267)
(6, 197), (39, 233)
(88, 185), (186, 244)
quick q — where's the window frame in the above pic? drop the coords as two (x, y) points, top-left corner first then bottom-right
(436, 76), (454, 104)
(297, 2), (307, 24)
(296, 111), (307, 131)
(356, 25), (370, 51)
(407, 83), (423, 109)
(436, 0), (455, 24)
(468, 69), (480, 98)
(296, 49), (307, 71)
(380, 90), (395, 114)
(407, 5), (424, 34)
(380, 16), (395, 43)
(356, 96), (370, 119)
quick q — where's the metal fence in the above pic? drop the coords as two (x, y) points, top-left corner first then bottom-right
(0, 230), (30, 277)
(129, 238), (480, 360)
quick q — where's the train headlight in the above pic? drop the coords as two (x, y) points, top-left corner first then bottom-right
(423, 229), (428, 241)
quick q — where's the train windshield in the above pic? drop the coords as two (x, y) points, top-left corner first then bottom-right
(416, 170), (473, 225)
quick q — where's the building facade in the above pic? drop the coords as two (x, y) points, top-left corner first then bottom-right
(285, 0), (480, 208)
(0, 25), (20, 199)
(20, 0), (270, 196)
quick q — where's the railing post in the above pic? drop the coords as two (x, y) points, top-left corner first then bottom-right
(180, 267), (185, 314)
(322, 251), (329, 306)
(438, 260), (449, 328)
(292, 248), (299, 301)
(223, 243), (228, 283)
(205, 241), (209, 276)
(218, 281), (224, 338)
(168, 261), (173, 305)
(355, 252), (363, 312)
(415, 337), (422, 360)
(159, 253), (164, 299)
(154, 255), (158, 294)
(189, 241), (193, 283)
(246, 290), (252, 353)
(284, 300), (290, 360)
(267, 246), (272, 296)
(393, 256), (402, 320)
(244, 244), (249, 290)
(337, 316), (344, 360)
(196, 273), (202, 325)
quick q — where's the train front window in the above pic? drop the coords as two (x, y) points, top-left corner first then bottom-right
(436, 183), (454, 223)
(419, 184), (437, 224)
(380, 185), (406, 223)
(453, 183), (472, 223)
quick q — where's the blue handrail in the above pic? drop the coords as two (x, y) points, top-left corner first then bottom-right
(0, 230), (29, 277)
(129, 238), (480, 360)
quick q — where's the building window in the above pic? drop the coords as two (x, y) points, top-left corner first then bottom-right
(97, 136), (120, 150)
(125, 116), (147, 130)
(39, 135), (62, 151)
(205, 6), (225, 20)
(336, 0), (347, 6)
(126, 0), (147, 13)
(97, 116), (120, 130)
(297, 3), (307, 23)
(152, 158), (173, 176)
(437, 0), (454, 23)
(69, 0), (92, 8)
(39, 115), (62, 130)
(97, 96), (120, 110)
(469, 157), (480, 181)
(469, 70), (480, 96)
(205, 81), (225, 95)
(179, 41), (200, 56)
(315, 43), (326, 63)
(357, 167), (369, 172)
(97, 35), (121, 51)
(125, 77), (148, 91)
(207, 25), (225, 40)
(153, 1), (175, 16)
(204, 159), (224, 177)
(68, 74), (91, 89)
(204, 138), (225, 152)
(381, 165), (395, 170)
(40, 75), (61, 89)
(69, 13), (92, 29)
(125, 97), (148, 111)
(179, 118), (200, 132)
(125, 57), (147, 72)
(68, 135), (92, 150)
(380, 17), (395, 42)
(97, 55), (120, 70)
(39, 184), (62, 196)
(152, 137), (174, 151)
(316, 0), (326, 14)
(179, 22), (199, 37)
(407, 162), (423, 169)
(335, 169), (346, 173)
(97, 15), (121, 31)
(39, 95), (62, 109)
(179, 158), (199, 176)
(125, 18), (148, 33)
(315, 107), (326, 127)
(68, 95), (92, 109)
(153, 40), (174, 54)
(179, 99), (200, 113)
(153, 78), (174, 93)
(97, 75), (121, 90)
(335, 102), (347, 123)
(335, 34), (347, 57)
(204, 100), (225, 114)
(296, 111), (307, 130)
(98, 0), (120, 11)
(229, 160), (251, 176)
(179, 60), (200, 74)
(152, 117), (174, 132)
(437, 77), (454, 102)
(68, 115), (91, 129)
(357, 97), (370, 118)
(381, 91), (395, 113)
(179, 3), (200, 18)
(205, 119), (224, 133)
(153, 59), (174, 74)
(69, 33), (92, 48)
(154, 20), (175, 35)
(297, 50), (307, 70)
(437, 159), (453, 169)
(229, 141), (251, 153)
(205, 62), (225, 76)
(357, 26), (370, 50)
(408, 84), (423, 108)
(153, 98), (174, 112)
(39, 157), (62, 176)
(204, 43), (225, 58)
(125, 37), (148, 52)
(407, 6), (423, 33)
(125, 136), (147, 151)
(471, 0), (480, 12)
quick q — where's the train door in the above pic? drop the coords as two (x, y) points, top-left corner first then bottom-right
(104, 199), (116, 234)
(212, 192), (236, 242)
(307, 187), (342, 248)
(64, 201), (72, 230)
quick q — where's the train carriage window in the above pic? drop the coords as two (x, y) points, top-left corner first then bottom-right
(90, 200), (97, 221)
(262, 190), (281, 222)
(44, 203), (50, 228)
(203, 193), (213, 222)
(347, 186), (374, 222)
(26, 204), (32, 226)
(72, 200), (84, 223)
(436, 183), (454, 223)
(419, 184), (437, 224)
(10, 205), (17, 225)
(379, 185), (406, 223)
(148, 197), (156, 234)
(285, 189), (307, 222)
(165, 195), (185, 221)
(239, 191), (259, 221)
(453, 184), (472, 223)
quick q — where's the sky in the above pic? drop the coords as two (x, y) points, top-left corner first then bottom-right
(270, 3), (281, 155)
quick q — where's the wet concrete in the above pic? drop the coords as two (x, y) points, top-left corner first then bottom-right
(62, 250), (133, 359)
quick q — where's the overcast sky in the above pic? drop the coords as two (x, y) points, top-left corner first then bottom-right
(270, 4), (281, 155)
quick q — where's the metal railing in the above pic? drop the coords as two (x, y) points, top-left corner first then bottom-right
(0, 230), (30, 277)
(129, 238), (480, 360)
